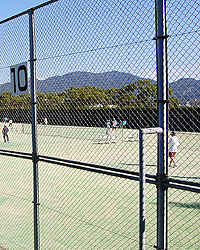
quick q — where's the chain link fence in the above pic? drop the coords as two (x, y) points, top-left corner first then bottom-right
(167, 0), (200, 249)
(0, 0), (199, 249)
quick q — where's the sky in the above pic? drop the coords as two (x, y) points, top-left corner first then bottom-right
(0, 0), (158, 82)
(0, 0), (199, 84)
(0, 0), (49, 21)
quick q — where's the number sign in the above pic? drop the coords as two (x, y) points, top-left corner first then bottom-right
(10, 62), (28, 96)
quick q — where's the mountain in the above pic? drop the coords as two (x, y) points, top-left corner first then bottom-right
(0, 71), (199, 103)
(0, 71), (145, 93)
(0, 82), (10, 93)
(169, 78), (200, 103)
(36, 71), (146, 93)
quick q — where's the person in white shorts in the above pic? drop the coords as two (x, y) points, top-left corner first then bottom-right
(169, 131), (180, 167)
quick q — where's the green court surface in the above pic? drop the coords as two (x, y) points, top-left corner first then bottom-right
(0, 123), (199, 249)
(1, 123), (199, 180)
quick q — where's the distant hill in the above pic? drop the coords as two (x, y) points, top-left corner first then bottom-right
(170, 78), (200, 103)
(0, 71), (199, 103)
(36, 71), (146, 92)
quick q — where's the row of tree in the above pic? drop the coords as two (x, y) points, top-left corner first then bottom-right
(0, 80), (179, 110)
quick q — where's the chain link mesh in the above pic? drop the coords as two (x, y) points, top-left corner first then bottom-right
(0, 156), (33, 249)
(167, 0), (200, 249)
(39, 163), (139, 249)
(0, 0), (199, 249)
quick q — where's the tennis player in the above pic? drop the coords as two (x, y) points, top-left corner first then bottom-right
(2, 125), (9, 143)
(106, 120), (111, 140)
(169, 131), (180, 167)
(44, 117), (48, 126)
(9, 119), (13, 127)
(112, 118), (118, 130)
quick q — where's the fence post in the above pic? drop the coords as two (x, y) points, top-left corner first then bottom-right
(139, 128), (163, 250)
(139, 129), (146, 250)
(155, 0), (168, 249)
(29, 9), (40, 250)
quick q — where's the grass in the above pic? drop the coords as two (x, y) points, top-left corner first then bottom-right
(0, 123), (199, 249)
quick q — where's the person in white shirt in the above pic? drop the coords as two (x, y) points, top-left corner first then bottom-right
(106, 120), (111, 140)
(44, 117), (48, 126)
(9, 119), (13, 127)
(112, 118), (118, 130)
(169, 131), (180, 167)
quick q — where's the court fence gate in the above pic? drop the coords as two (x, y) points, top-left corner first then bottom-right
(0, 0), (199, 249)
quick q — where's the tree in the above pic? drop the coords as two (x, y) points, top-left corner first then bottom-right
(0, 80), (178, 111)
(0, 92), (31, 110)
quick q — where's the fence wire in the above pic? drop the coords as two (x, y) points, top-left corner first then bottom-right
(0, 0), (199, 249)
(167, 1), (200, 249)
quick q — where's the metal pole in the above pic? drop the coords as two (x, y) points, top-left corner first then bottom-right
(29, 9), (40, 250)
(139, 127), (163, 250)
(139, 129), (146, 250)
(155, 0), (167, 249)
(164, 1), (169, 249)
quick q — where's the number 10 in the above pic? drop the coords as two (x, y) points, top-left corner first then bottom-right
(10, 62), (28, 96)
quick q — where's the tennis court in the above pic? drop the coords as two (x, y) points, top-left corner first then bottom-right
(0, 123), (199, 249)
(2, 123), (200, 177)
